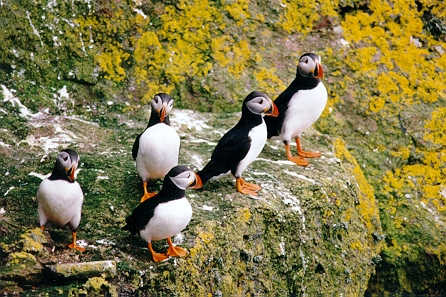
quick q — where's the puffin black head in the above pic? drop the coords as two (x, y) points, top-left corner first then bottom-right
(242, 91), (279, 118)
(297, 53), (324, 79)
(49, 149), (79, 182)
(150, 93), (174, 124)
(163, 165), (202, 191)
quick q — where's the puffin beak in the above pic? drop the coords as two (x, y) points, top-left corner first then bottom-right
(315, 63), (324, 79)
(159, 106), (166, 122)
(189, 173), (203, 189)
(68, 163), (77, 182)
(265, 102), (279, 117)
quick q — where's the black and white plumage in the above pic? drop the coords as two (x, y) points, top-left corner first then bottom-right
(37, 149), (85, 251)
(123, 165), (200, 262)
(196, 91), (278, 195)
(132, 93), (180, 202)
(264, 53), (327, 166)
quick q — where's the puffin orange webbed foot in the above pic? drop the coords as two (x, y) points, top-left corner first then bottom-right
(167, 245), (188, 257)
(152, 251), (169, 262)
(68, 243), (86, 252)
(236, 178), (260, 196)
(287, 155), (309, 167)
(295, 137), (321, 159)
(68, 232), (85, 252)
(166, 237), (188, 257)
(297, 150), (321, 158)
(242, 181), (261, 191)
(148, 242), (169, 262)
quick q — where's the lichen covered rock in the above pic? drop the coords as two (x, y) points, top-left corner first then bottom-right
(46, 260), (117, 279)
(0, 108), (382, 296)
(0, 251), (43, 283)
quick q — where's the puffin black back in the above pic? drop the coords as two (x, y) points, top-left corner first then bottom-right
(265, 72), (320, 138)
(123, 171), (186, 234)
(197, 92), (269, 184)
(197, 128), (252, 184)
(123, 196), (159, 235)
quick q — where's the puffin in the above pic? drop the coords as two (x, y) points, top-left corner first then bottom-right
(37, 149), (85, 252)
(264, 53), (327, 166)
(123, 165), (200, 262)
(195, 91), (278, 196)
(132, 93), (180, 202)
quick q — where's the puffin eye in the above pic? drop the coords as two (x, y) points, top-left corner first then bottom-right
(259, 99), (264, 105)
(63, 156), (68, 161)
(187, 173), (191, 178)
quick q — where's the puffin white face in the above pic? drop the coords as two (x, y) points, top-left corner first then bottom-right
(151, 94), (174, 122)
(246, 95), (279, 117)
(169, 169), (199, 190)
(56, 150), (79, 182)
(297, 54), (323, 79)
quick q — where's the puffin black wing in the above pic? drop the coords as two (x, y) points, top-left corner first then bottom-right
(265, 82), (299, 138)
(132, 133), (142, 160)
(123, 195), (159, 234)
(198, 127), (251, 183)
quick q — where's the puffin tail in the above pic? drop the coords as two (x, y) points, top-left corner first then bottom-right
(197, 160), (225, 186)
(122, 216), (138, 235)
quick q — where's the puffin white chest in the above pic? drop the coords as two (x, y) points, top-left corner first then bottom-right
(136, 123), (180, 180)
(281, 82), (327, 141)
(37, 179), (84, 227)
(235, 121), (267, 177)
(139, 197), (192, 242)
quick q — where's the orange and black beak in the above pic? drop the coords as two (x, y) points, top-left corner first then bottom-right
(265, 102), (279, 117)
(315, 63), (324, 79)
(189, 173), (203, 189)
(159, 106), (167, 122)
(67, 163), (77, 182)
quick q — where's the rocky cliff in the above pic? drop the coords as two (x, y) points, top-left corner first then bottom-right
(1, 0), (445, 296)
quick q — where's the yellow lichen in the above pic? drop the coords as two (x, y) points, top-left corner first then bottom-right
(198, 231), (214, 245)
(95, 46), (129, 82)
(334, 138), (380, 234)
(279, 0), (335, 35)
(350, 240), (364, 251)
(83, 276), (117, 297)
(20, 228), (47, 253)
(254, 67), (286, 99)
(237, 208), (252, 224)
(341, 0), (446, 113)
(8, 251), (37, 265)
(424, 107), (446, 146)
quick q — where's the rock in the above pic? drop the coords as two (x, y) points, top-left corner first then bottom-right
(410, 36), (422, 47)
(46, 260), (117, 279)
(434, 45), (445, 55)
(333, 25), (343, 35)
(0, 280), (24, 295)
(0, 252), (43, 283)
(83, 276), (118, 297)
(20, 228), (47, 254)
